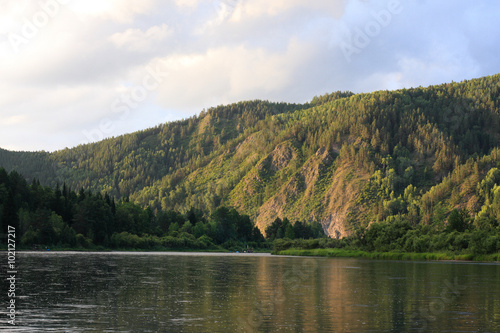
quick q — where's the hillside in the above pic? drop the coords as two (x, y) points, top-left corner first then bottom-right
(1, 77), (500, 238)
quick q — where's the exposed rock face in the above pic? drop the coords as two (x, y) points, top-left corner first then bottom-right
(258, 141), (296, 173)
(255, 177), (299, 236)
(320, 164), (369, 238)
(226, 133), (372, 238)
(321, 213), (345, 239)
(251, 143), (368, 238)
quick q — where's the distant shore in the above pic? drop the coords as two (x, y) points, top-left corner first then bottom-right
(274, 248), (500, 262)
(5, 247), (500, 262)
(2, 246), (271, 254)
(10, 250), (274, 257)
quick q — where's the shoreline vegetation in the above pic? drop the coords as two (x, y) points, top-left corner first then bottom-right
(270, 223), (500, 262)
(273, 248), (500, 262)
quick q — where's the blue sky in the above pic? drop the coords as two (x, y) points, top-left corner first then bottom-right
(1, 0), (500, 152)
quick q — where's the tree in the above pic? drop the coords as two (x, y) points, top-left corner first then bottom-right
(265, 217), (282, 240)
(447, 208), (469, 232)
(211, 207), (237, 243)
(235, 214), (253, 242)
(168, 222), (180, 236)
(251, 226), (265, 242)
(285, 223), (295, 239)
(180, 221), (193, 234)
(72, 194), (113, 245)
(193, 221), (207, 238)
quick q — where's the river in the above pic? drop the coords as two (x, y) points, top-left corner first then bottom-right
(1, 251), (499, 332)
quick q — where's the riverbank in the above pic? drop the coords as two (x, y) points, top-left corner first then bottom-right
(5, 246), (499, 261)
(274, 248), (500, 262)
(3, 245), (271, 253)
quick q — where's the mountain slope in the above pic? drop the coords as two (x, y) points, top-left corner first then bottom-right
(1, 77), (500, 237)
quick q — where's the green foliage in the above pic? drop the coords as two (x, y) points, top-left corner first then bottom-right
(362, 218), (413, 252)
(76, 234), (92, 248)
(0, 167), (266, 250)
(447, 208), (470, 232)
(265, 218), (326, 241)
(277, 217), (500, 256)
(275, 248), (500, 262)
(2, 75), (500, 244)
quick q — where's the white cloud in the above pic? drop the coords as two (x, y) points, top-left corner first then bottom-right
(4, 115), (28, 126)
(0, 1), (31, 35)
(175, 0), (202, 9)
(151, 39), (314, 110)
(109, 24), (172, 52)
(1, 0), (500, 151)
(67, 0), (157, 23)
(233, 0), (346, 20)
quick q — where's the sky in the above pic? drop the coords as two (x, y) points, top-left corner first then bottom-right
(1, 0), (499, 152)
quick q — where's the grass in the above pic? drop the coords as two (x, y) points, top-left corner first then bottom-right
(274, 248), (500, 262)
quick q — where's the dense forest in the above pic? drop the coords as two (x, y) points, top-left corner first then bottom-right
(1, 76), (500, 254)
(0, 167), (326, 249)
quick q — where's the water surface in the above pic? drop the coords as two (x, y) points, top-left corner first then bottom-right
(1, 252), (499, 332)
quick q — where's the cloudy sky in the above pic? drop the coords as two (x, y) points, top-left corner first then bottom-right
(1, 0), (499, 152)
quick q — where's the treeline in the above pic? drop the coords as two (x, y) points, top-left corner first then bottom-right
(0, 167), (264, 250)
(0, 167), (326, 250)
(265, 217), (325, 240)
(274, 215), (500, 256)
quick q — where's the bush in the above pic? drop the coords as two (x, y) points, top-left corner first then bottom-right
(142, 234), (161, 249)
(471, 231), (500, 254)
(21, 227), (40, 246)
(273, 239), (294, 252)
(413, 235), (431, 253)
(469, 230), (499, 254)
(403, 232), (418, 252)
(452, 232), (471, 252)
(161, 236), (182, 249)
(197, 235), (215, 249)
(430, 232), (449, 252)
(59, 225), (77, 247)
(76, 233), (92, 248)
(221, 239), (245, 252)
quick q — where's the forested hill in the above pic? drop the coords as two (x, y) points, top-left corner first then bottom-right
(1, 76), (500, 238)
